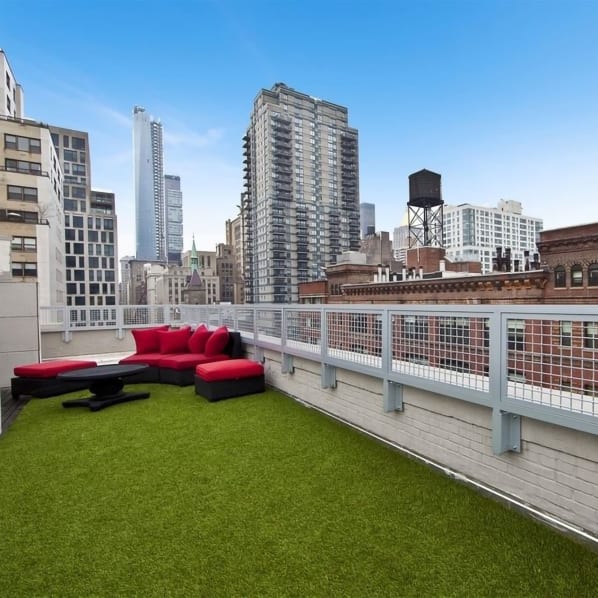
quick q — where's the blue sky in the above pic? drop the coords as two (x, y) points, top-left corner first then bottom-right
(2, 0), (598, 258)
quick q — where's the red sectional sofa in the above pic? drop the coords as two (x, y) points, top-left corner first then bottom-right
(119, 324), (244, 386)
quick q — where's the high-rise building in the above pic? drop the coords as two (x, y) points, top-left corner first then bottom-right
(242, 83), (360, 303)
(1, 50), (24, 118)
(0, 50), (65, 305)
(360, 202), (375, 237)
(164, 174), (183, 264)
(226, 215), (245, 304)
(133, 106), (164, 261)
(49, 126), (118, 307)
(443, 200), (543, 274)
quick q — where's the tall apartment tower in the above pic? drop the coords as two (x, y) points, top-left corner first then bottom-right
(360, 202), (375, 237)
(164, 174), (183, 264)
(1, 50), (65, 305)
(443, 200), (543, 274)
(133, 106), (165, 261)
(243, 83), (360, 303)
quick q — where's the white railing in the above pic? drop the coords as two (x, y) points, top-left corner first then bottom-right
(40, 303), (598, 449)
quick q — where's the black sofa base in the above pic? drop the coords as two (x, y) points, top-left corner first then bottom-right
(11, 377), (91, 400)
(159, 368), (195, 386)
(194, 374), (265, 402)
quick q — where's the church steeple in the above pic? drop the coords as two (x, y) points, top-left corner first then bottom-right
(191, 235), (199, 273)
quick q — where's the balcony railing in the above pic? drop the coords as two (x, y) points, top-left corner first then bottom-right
(39, 303), (598, 450)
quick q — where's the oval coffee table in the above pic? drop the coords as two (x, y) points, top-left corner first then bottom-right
(58, 364), (150, 411)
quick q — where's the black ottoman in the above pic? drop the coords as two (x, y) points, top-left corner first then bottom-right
(195, 359), (265, 402)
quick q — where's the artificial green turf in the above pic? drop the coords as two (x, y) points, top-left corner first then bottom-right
(0, 384), (597, 597)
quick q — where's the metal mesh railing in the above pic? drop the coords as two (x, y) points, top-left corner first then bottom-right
(326, 310), (383, 368)
(285, 309), (321, 353)
(390, 312), (490, 393)
(37, 303), (598, 434)
(505, 316), (598, 416)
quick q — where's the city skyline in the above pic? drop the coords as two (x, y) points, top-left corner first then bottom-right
(2, 1), (598, 259)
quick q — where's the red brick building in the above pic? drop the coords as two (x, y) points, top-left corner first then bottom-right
(299, 222), (598, 305)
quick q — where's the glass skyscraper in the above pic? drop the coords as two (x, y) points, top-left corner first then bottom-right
(133, 106), (164, 261)
(164, 174), (183, 264)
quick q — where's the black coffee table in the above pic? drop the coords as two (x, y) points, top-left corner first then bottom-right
(58, 364), (150, 411)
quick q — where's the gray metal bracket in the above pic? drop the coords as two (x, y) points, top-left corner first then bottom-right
(281, 353), (295, 374)
(321, 364), (337, 389)
(383, 380), (403, 412)
(254, 346), (265, 364)
(492, 409), (521, 455)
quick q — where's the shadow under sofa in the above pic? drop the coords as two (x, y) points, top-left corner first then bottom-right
(119, 329), (244, 386)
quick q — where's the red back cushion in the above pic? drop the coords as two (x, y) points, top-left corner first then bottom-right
(157, 326), (192, 354)
(131, 325), (169, 354)
(187, 324), (212, 353)
(204, 326), (230, 356)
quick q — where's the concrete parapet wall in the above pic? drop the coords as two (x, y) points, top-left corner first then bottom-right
(255, 347), (598, 539)
(0, 282), (39, 389)
(42, 330), (135, 359)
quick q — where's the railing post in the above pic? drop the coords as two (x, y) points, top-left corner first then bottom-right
(115, 305), (125, 340)
(62, 306), (71, 343)
(491, 309), (521, 454)
(320, 307), (336, 389)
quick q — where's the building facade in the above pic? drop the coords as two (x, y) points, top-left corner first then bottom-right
(360, 202), (375, 237)
(443, 199), (542, 274)
(49, 127), (118, 307)
(0, 52), (65, 304)
(133, 106), (165, 261)
(242, 82), (360, 303)
(226, 215), (245, 304)
(164, 174), (183, 264)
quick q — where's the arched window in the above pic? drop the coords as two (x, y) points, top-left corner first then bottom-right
(571, 264), (584, 287)
(554, 266), (566, 288)
(589, 263), (598, 287)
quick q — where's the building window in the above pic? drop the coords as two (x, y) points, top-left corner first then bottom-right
(7, 185), (38, 202)
(560, 321), (572, 347)
(12, 262), (37, 277)
(63, 149), (78, 162)
(584, 322), (598, 349)
(71, 137), (86, 150)
(403, 315), (428, 341)
(507, 319), (525, 351)
(5, 159), (41, 174)
(11, 236), (37, 252)
(4, 134), (41, 153)
(438, 317), (469, 346)
(588, 263), (598, 287)
(554, 265), (566, 288)
(571, 264), (583, 287)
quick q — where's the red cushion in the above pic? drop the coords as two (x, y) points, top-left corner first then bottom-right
(119, 353), (167, 367)
(131, 325), (169, 354)
(204, 326), (229, 356)
(195, 359), (264, 382)
(159, 354), (230, 371)
(14, 359), (97, 379)
(157, 326), (191, 354)
(188, 324), (212, 353)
